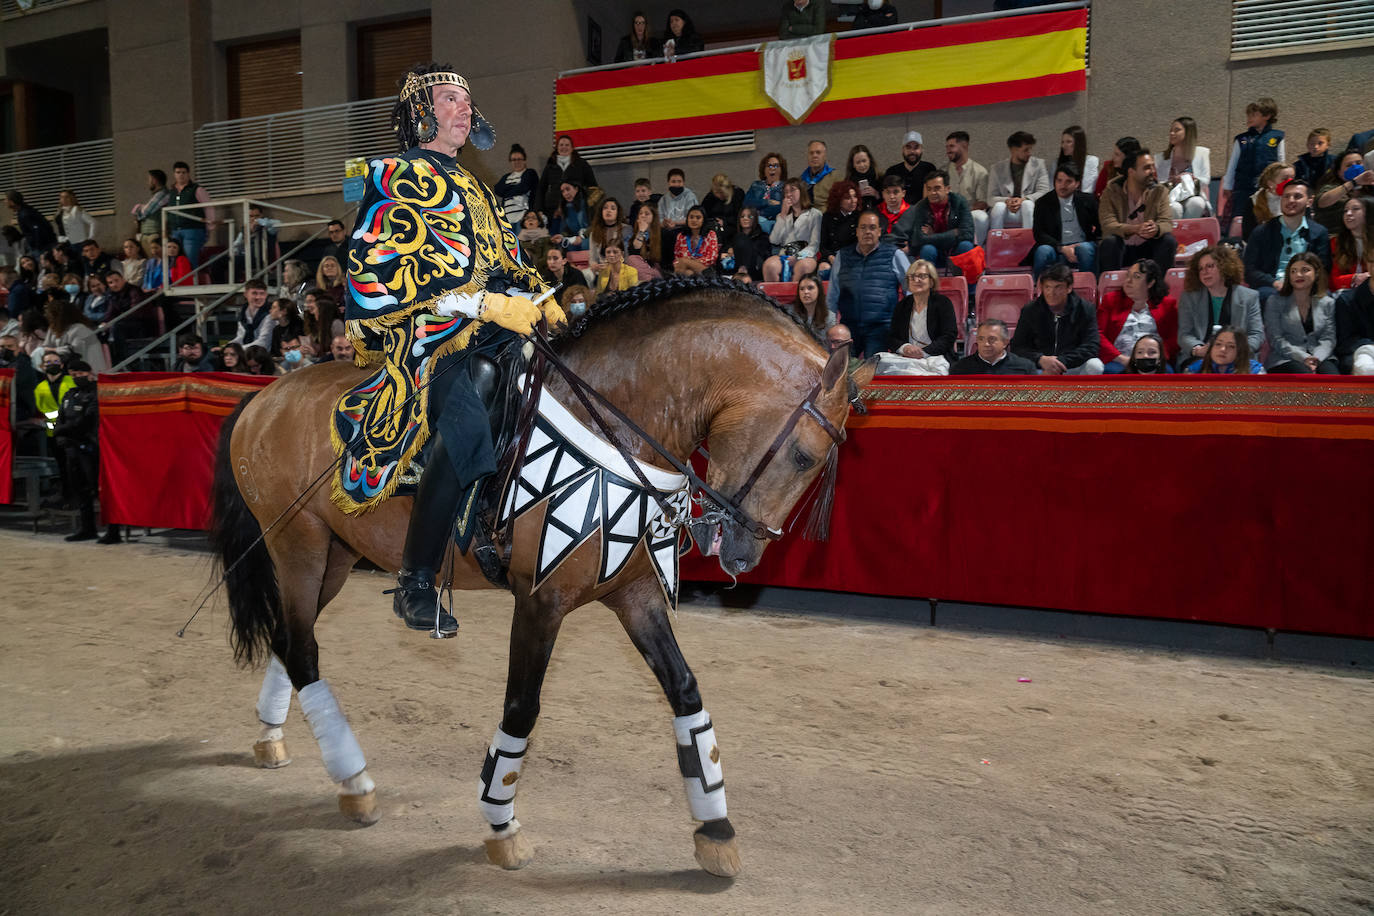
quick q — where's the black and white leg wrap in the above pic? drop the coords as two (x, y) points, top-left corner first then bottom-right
(478, 728), (527, 827)
(673, 709), (726, 821)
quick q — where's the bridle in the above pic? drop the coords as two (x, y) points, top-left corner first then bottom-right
(528, 335), (846, 542)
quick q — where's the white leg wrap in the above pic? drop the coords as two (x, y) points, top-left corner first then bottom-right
(298, 680), (367, 783)
(256, 655), (293, 727)
(478, 728), (528, 826)
(673, 709), (727, 822)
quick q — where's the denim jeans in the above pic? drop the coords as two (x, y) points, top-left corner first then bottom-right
(1031, 242), (1096, 279)
(918, 239), (974, 269)
(172, 227), (207, 269)
(853, 321), (890, 359)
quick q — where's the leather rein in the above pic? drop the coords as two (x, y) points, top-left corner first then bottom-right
(527, 334), (845, 542)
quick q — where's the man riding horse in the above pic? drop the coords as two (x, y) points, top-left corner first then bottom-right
(333, 62), (565, 637)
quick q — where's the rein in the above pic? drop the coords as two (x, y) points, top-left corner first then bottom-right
(529, 336), (844, 542)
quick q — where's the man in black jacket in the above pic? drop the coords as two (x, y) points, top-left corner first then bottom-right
(1010, 263), (1102, 374)
(891, 171), (974, 268)
(5, 190), (57, 252)
(1029, 162), (1100, 279)
(951, 319), (1036, 374)
(52, 360), (113, 542)
(1335, 252), (1374, 374)
(1243, 178), (1332, 306)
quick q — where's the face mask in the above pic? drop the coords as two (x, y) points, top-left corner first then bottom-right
(1133, 357), (1159, 373)
(75, 376), (94, 389)
(669, 186), (684, 197)
(284, 349), (302, 364)
(45, 364), (64, 376)
(867, 0), (882, 8)
(568, 300), (587, 318)
(64, 283), (80, 296)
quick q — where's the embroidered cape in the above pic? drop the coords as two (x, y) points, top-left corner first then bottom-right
(331, 148), (548, 513)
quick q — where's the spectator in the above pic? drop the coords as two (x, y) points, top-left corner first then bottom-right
(302, 289), (343, 360)
(1160, 117), (1213, 219)
(951, 319), (1037, 374)
(615, 11), (662, 62)
(887, 258), (957, 364)
(1009, 263), (1102, 374)
(52, 359), (103, 540)
(1099, 148), (1177, 272)
(701, 174), (744, 238)
(596, 241), (639, 293)
(658, 168), (699, 241)
(321, 219), (349, 266)
(7, 255), (37, 318)
(314, 255), (345, 304)
(944, 131), (990, 245)
(877, 174), (910, 237)
(1220, 97), (1284, 227)
(884, 131), (936, 206)
(141, 238), (165, 292)
(989, 131), (1049, 231)
(58, 274), (85, 311)
(790, 273), (831, 334)
(54, 190), (96, 246)
(799, 140), (838, 209)
(845, 145), (882, 208)
(1094, 136), (1140, 200)
(0, 225), (23, 269)
(494, 145), (540, 228)
(517, 211), (552, 268)
(1057, 126), (1099, 196)
(329, 334), (355, 364)
(20, 308), (50, 361)
(244, 344), (282, 377)
(131, 169), (170, 255)
(1244, 178), (1331, 306)
(44, 298), (106, 371)
(1030, 161), (1100, 279)
(627, 177), (662, 226)
(1314, 151), (1374, 235)
(119, 239), (146, 286)
(231, 203), (280, 275)
(743, 153), (788, 232)
(826, 209), (910, 357)
(175, 334), (215, 372)
(1335, 250), (1374, 374)
(764, 178), (822, 281)
(541, 246), (584, 289)
(166, 160), (216, 268)
(662, 9), (704, 57)
(266, 297), (301, 357)
(81, 275), (111, 324)
(1347, 128), (1374, 156)
(818, 181), (861, 268)
(277, 334), (313, 373)
(103, 269), (150, 351)
(826, 322), (855, 359)
(165, 237), (195, 287)
(217, 341), (249, 373)
(1241, 161), (1293, 241)
(1178, 245), (1264, 362)
(550, 182), (590, 251)
(1184, 326), (1264, 374)
(587, 196), (626, 272)
(230, 278), (275, 351)
(6, 191), (57, 252)
(560, 285), (595, 320)
(893, 170), (975, 270)
(852, 0), (898, 28)
(626, 203), (664, 278)
(537, 135), (597, 220)
(78, 239), (114, 280)
(1263, 251), (1337, 374)
(1097, 258), (1178, 372)
(1294, 128), (1335, 187)
(779, 0), (826, 38)
(672, 206), (719, 276)
(1331, 198), (1372, 291)
(727, 207), (770, 281)
(1124, 333), (1173, 374)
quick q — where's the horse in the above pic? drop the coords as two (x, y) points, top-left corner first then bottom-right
(210, 276), (876, 877)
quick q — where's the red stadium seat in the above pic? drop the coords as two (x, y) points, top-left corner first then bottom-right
(974, 272), (1034, 335)
(1165, 268), (1187, 301)
(758, 281), (798, 304)
(940, 275), (969, 350)
(1172, 217), (1220, 263)
(984, 228), (1035, 273)
(1098, 269), (1127, 299)
(1072, 271), (1097, 305)
(1228, 216), (1244, 239)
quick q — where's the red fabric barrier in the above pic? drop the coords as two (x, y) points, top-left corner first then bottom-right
(99, 373), (274, 529)
(682, 376), (1374, 639)
(0, 369), (12, 504)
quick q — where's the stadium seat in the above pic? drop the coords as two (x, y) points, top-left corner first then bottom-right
(1165, 268), (1187, 301)
(1172, 217), (1221, 263)
(1098, 269), (1127, 299)
(758, 281), (798, 304)
(974, 272), (1034, 334)
(941, 275), (969, 350)
(1228, 216), (1244, 239)
(984, 228), (1035, 273)
(1072, 271), (1097, 305)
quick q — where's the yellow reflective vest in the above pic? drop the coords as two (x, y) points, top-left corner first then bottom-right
(33, 374), (75, 436)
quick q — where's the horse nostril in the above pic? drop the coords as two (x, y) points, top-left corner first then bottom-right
(729, 556), (750, 575)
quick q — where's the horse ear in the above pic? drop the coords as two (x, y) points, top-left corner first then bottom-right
(849, 356), (878, 390)
(820, 344), (849, 393)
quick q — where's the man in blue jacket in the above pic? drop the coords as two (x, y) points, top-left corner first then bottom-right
(1243, 179), (1331, 306)
(827, 210), (910, 358)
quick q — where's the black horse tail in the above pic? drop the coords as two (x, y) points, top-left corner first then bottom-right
(209, 392), (281, 668)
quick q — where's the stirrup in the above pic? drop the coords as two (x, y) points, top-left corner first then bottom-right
(384, 570), (459, 638)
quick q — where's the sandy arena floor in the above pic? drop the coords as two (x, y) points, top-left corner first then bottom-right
(1, 529), (1371, 916)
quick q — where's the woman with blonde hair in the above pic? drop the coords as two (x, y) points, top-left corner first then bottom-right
(883, 258), (957, 375)
(1161, 116), (1213, 219)
(1242, 161), (1293, 238)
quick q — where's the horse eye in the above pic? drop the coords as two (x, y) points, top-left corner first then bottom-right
(791, 444), (815, 472)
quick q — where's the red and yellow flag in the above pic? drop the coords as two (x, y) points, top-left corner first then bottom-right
(555, 9), (1087, 147)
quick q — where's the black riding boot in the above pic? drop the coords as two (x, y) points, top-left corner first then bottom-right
(66, 502), (97, 542)
(390, 436), (464, 637)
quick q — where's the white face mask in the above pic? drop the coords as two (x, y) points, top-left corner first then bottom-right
(867, 0), (882, 8)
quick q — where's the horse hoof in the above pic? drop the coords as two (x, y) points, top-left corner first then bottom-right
(484, 821), (534, 870)
(693, 832), (741, 877)
(338, 790), (380, 826)
(252, 738), (291, 769)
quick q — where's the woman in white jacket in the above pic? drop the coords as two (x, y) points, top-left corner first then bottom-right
(55, 190), (97, 244)
(1161, 117), (1213, 219)
(762, 178), (822, 281)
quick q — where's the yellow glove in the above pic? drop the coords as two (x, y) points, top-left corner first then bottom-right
(481, 293), (542, 336)
(541, 300), (568, 331)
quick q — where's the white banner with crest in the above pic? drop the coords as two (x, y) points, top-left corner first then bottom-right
(761, 34), (833, 125)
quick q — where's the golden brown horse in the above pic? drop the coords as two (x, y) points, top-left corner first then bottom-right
(211, 276), (874, 877)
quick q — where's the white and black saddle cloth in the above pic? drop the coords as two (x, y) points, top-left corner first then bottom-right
(499, 387), (690, 607)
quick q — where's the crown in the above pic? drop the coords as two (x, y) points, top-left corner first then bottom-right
(400, 71), (469, 102)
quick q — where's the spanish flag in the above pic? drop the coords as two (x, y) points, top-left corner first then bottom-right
(555, 9), (1087, 148)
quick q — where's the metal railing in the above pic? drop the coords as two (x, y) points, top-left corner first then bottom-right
(0, 138), (114, 215)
